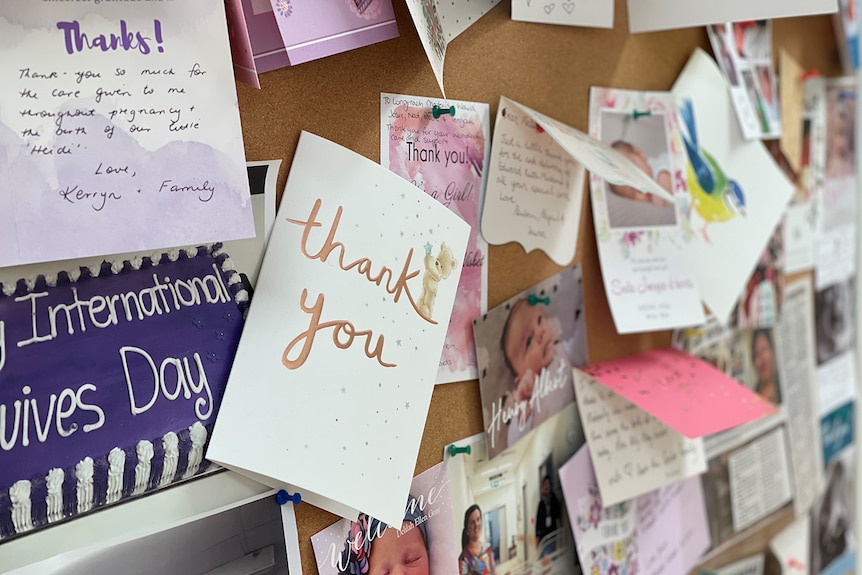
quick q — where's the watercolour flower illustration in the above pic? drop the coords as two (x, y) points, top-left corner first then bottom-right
(589, 498), (602, 528)
(621, 231), (644, 247)
(613, 540), (626, 561)
(275, 0), (293, 17)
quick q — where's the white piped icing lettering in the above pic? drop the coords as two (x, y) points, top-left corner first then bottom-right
(46, 468), (64, 523)
(75, 457), (94, 514)
(10, 479), (33, 533)
(106, 447), (125, 504)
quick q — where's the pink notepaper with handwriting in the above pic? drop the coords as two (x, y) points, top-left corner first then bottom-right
(580, 347), (776, 438)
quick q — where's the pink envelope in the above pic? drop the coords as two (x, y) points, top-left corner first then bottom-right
(580, 347), (776, 438)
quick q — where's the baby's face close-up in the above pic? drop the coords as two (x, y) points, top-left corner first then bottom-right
(368, 523), (430, 575)
(505, 302), (556, 378)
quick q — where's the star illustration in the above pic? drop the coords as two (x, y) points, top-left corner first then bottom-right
(424, 242), (433, 255)
(429, 228), (433, 235)
(405, 402), (410, 409)
(396, 339), (402, 346)
(341, 387), (346, 394)
(401, 193), (405, 199)
(342, 446), (347, 451)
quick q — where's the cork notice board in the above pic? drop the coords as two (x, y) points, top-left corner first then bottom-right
(234, 2), (843, 573)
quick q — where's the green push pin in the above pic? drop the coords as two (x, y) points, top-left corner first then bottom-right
(448, 444), (471, 457)
(432, 105), (456, 119)
(528, 293), (550, 306)
(632, 109), (652, 120)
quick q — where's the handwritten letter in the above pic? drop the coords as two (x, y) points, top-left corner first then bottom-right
(0, 1), (253, 267)
(574, 368), (706, 506)
(482, 101), (584, 265)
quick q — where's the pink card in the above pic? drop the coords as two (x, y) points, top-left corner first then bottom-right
(580, 347), (776, 438)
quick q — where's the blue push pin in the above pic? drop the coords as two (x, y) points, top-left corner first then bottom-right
(528, 293), (550, 306)
(276, 489), (301, 505)
(632, 109), (652, 120)
(448, 444), (471, 457)
(432, 105), (456, 119)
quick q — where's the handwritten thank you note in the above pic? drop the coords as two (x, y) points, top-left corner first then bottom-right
(380, 93), (490, 384)
(208, 132), (470, 527)
(0, 0), (253, 267)
(574, 368), (706, 506)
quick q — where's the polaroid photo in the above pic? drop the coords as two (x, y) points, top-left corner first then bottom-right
(707, 22), (781, 141)
(473, 267), (587, 460)
(445, 404), (584, 575)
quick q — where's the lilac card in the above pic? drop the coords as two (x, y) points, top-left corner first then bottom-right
(268, 0), (398, 66)
(225, 0), (261, 88)
(0, 0), (254, 268)
(560, 446), (711, 575)
(380, 93), (490, 384)
(241, 0), (290, 74)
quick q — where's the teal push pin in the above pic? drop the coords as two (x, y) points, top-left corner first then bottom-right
(432, 105), (456, 119)
(448, 444), (471, 457)
(276, 489), (301, 505)
(528, 293), (550, 306)
(632, 109), (652, 120)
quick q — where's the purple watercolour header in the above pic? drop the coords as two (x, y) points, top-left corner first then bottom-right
(56, 19), (165, 55)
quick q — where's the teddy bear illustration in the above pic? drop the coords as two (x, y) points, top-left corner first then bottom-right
(417, 242), (457, 320)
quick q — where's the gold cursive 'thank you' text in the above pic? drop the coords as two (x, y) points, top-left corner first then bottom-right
(281, 199), (434, 370)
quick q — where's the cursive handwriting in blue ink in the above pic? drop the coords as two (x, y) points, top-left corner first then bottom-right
(56, 20), (164, 55)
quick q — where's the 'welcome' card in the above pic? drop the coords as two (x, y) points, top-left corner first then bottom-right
(0, 0), (254, 268)
(208, 132), (471, 527)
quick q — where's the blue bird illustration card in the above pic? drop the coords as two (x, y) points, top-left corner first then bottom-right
(588, 88), (705, 334)
(208, 132), (470, 528)
(672, 49), (794, 323)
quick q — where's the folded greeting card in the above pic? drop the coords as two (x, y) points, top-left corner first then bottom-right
(482, 97), (673, 266)
(207, 132), (470, 528)
(706, 21), (781, 141)
(224, 0), (261, 88)
(311, 462), (455, 575)
(473, 267), (587, 459)
(233, 0), (398, 77)
(561, 446), (710, 575)
(627, 0), (837, 33)
(444, 405), (584, 575)
(672, 49), (794, 322)
(512, 0), (613, 28)
(573, 368), (707, 506)
(404, 0), (501, 96)
(589, 88), (705, 334)
(0, 0), (254, 268)
(380, 94), (489, 384)
(581, 347), (776, 438)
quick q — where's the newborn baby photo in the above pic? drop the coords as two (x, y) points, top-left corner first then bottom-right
(598, 110), (678, 229)
(473, 266), (588, 459)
